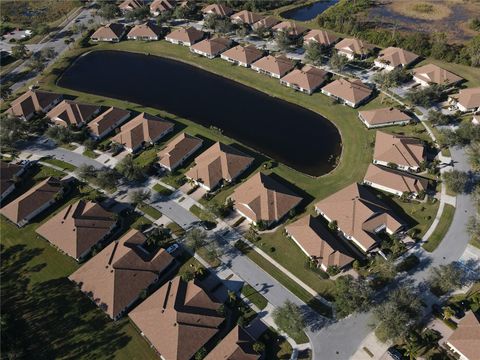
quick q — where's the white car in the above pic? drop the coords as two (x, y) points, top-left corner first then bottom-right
(166, 243), (179, 254)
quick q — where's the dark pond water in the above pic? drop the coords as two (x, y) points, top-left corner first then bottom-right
(282, 0), (339, 21)
(58, 50), (341, 176)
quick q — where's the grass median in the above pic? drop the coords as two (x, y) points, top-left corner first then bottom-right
(422, 204), (455, 252)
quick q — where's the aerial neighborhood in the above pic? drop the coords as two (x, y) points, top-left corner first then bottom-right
(1, 0), (479, 360)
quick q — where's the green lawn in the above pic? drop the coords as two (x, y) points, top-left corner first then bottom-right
(166, 222), (186, 237)
(41, 158), (76, 172)
(133, 147), (158, 168)
(152, 183), (173, 196)
(83, 149), (98, 159)
(241, 283), (268, 310)
(422, 204), (455, 252)
(137, 203), (162, 220)
(0, 213), (158, 359)
(189, 204), (216, 223)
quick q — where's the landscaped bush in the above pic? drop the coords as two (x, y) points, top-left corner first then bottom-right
(396, 254), (420, 273)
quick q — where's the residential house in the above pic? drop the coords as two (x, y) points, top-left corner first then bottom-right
(150, 0), (176, 16)
(46, 100), (101, 128)
(87, 107), (131, 140)
(335, 38), (373, 60)
(315, 183), (403, 253)
(205, 326), (261, 360)
(280, 65), (328, 94)
(286, 215), (355, 271)
(0, 177), (63, 227)
(7, 89), (62, 120)
(303, 29), (339, 47)
(412, 64), (464, 87)
(251, 55), (294, 79)
(358, 107), (412, 128)
(157, 132), (203, 171)
(119, 0), (145, 12)
(373, 131), (425, 172)
(201, 3), (233, 17)
(445, 311), (480, 360)
(363, 164), (428, 198)
(111, 112), (174, 153)
(0, 161), (25, 202)
(230, 10), (263, 26)
(190, 37), (231, 59)
(36, 200), (117, 260)
(165, 26), (204, 46)
(321, 78), (373, 108)
(220, 45), (263, 67)
(186, 142), (254, 191)
(374, 47), (419, 71)
(448, 87), (480, 113)
(69, 229), (174, 320)
(252, 16), (280, 31)
(91, 23), (126, 42)
(272, 21), (309, 37)
(127, 22), (163, 41)
(231, 172), (302, 227)
(129, 276), (224, 360)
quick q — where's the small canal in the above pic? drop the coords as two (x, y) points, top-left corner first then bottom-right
(58, 50), (342, 176)
(281, 0), (339, 21)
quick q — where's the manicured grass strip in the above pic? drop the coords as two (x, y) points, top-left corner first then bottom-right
(82, 149), (98, 159)
(42, 158), (76, 171)
(153, 183), (173, 196)
(189, 204), (216, 223)
(167, 222), (186, 237)
(423, 204), (455, 252)
(241, 284), (268, 310)
(137, 203), (162, 220)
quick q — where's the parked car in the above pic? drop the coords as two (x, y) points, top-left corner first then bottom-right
(166, 243), (179, 254)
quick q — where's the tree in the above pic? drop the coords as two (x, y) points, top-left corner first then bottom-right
(275, 30), (295, 51)
(304, 41), (324, 65)
(272, 300), (305, 339)
(334, 275), (373, 318)
(427, 110), (454, 126)
(253, 342), (265, 353)
(442, 306), (455, 320)
(39, 46), (57, 60)
(76, 164), (96, 180)
(116, 155), (144, 181)
(185, 227), (207, 251)
(11, 44), (28, 59)
(94, 168), (119, 191)
(370, 255), (396, 282)
(130, 189), (151, 205)
(194, 347), (207, 360)
(98, 3), (119, 20)
(406, 84), (445, 107)
(329, 51), (348, 72)
(428, 263), (466, 294)
(442, 170), (469, 194)
(0, 81), (12, 100)
(372, 285), (422, 342)
(146, 227), (171, 249)
(0, 114), (28, 150)
(467, 216), (480, 244)
(466, 141), (480, 170)
(328, 220), (338, 231)
(173, 1), (199, 20)
(124, 6), (150, 21)
(45, 125), (76, 144)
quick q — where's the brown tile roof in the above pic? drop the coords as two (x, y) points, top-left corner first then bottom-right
(0, 177), (62, 225)
(453, 87), (480, 109)
(364, 164), (428, 195)
(158, 132), (203, 170)
(321, 78), (372, 104)
(119, 0), (145, 11)
(303, 29), (339, 46)
(7, 89), (62, 119)
(376, 47), (418, 68)
(413, 64), (464, 86)
(129, 276), (224, 360)
(186, 142), (254, 190)
(191, 37), (231, 56)
(69, 229), (174, 319)
(205, 326), (260, 360)
(272, 21), (309, 36)
(280, 65), (328, 91)
(230, 10), (263, 25)
(0, 161), (23, 196)
(315, 183), (403, 251)
(150, 0), (175, 12)
(127, 22), (162, 38)
(373, 131), (424, 169)
(87, 107), (131, 137)
(36, 200), (116, 259)
(91, 23), (126, 40)
(251, 55), (294, 77)
(359, 107), (411, 127)
(46, 100), (100, 127)
(446, 311), (480, 360)
(221, 45), (263, 65)
(202, 4), (233, 16)
(252, 16), (280, 30)
(166, 26), (205, 44)
(232, 172), (302, 224)
(286, 215), (354, 269)
(335, 38), (373, 57)
(111, 112), (174, 151)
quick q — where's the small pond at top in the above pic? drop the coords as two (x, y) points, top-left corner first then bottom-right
(281, 0), (339, 21)
(58, 50), (342, 176)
